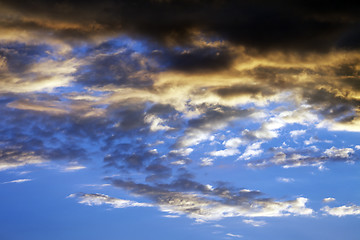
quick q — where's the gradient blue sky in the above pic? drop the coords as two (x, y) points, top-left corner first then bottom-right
(0, 1), (360, 239)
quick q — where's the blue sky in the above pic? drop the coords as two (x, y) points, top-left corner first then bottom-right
(0, 1), (360, 239)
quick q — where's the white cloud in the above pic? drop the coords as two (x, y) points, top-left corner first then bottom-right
(323, 197), (336, 203)
(238, 142), (263, 160)
(63, 164), (86, 172)
(213, 224), (225, 228)
(224, 138), (244, 149)
(304, 137), (320, 145)
(242, 219), (267, 227)
(226, 233), (243, 238)
(324, 147), (354, 158)
(2, 178), (32, 184)
(209, 148), (240, 157)
(163, 215), (180, 218)
(144, 114), (173, 132)
(169, 148), (193, 156)
(245, 118), (285, 140)
(322, 204), (360, 217)
(200, 157), (214, 166)
(355, 145), (360, 150)
(277, 177), (295, 183)
(68, 193), (153, 208)
(171, 160), (187, 165)
(290, 129), (306, 138)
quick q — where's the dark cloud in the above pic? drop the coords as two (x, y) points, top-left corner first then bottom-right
(76, 41), (155, 87)
(156, 46), (236, 73)
(2, 0), (360, 53)
(215, 84), (275, 99)
(0, 43), (51, 74)
(247, 145), (358, 169)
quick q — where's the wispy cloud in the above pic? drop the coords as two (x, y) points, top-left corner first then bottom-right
(2, 178), (32, 184)
(226, 233), (243, 238)
(277, 177), (295, 183)
(243, 219), (267, 227)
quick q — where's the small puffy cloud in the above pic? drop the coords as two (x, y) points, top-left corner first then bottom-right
(224, 138), (244, 149)
(323, 197), (336, 203)
(68, 193), (153, 208)
(304, 137), (320, 145)
(242, 219), (267, 227)
(200, 157), (214, 166)
(355, 145), (360, 150)
(238, 142), (263, 160)
(289, 129), (306, 138)
(209, 148), (240, 157)
(171, 160), (187, 165)
(169, 148), (193, 157)
(2, 178), (32, 184)
(144, 114), (173, 132)
(322, 204), (360, 217)
(226, 233), (243, 238)
(324, 147), (354, 158)
(243, 118), (285, 140)
(277, 177), (295, 183)
(280, 108), (318, 126)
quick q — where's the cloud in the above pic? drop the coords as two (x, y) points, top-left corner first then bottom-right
(68, 193), (153, 208)
(322, 204), (360, 217)
(238, 142), (263, 160)
(209, 148), (240, 157)
(242, 118), (285, 140)
(290, 129), (306, 138)
(277, 177), (295, 183)
(323, 197), (336, 203)
(324, 147), (354, 158)
(242, 219), (267, 227)
(226, 233), (243, 238)
(62, 164), (86, 172)
(0, 2), (360, 235)
(108, 179), (313, 222)
(247, 143), (357, 169)
(200, 158), (214, 166)
(2, 178), (32, 184)
(2, 0), (360, 53)
(0, 149), (46, 171)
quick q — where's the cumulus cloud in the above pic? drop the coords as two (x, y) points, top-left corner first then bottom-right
(200, 158), (214, 166)
(323, 197), (336, 203)
(209, 148), (240, 157)
(238, 142), (263, 161)
(324, 147), (354, 158)
(322, 204), (360, 217)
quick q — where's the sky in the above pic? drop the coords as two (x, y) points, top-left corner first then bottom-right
(0, 0), (360, 239)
